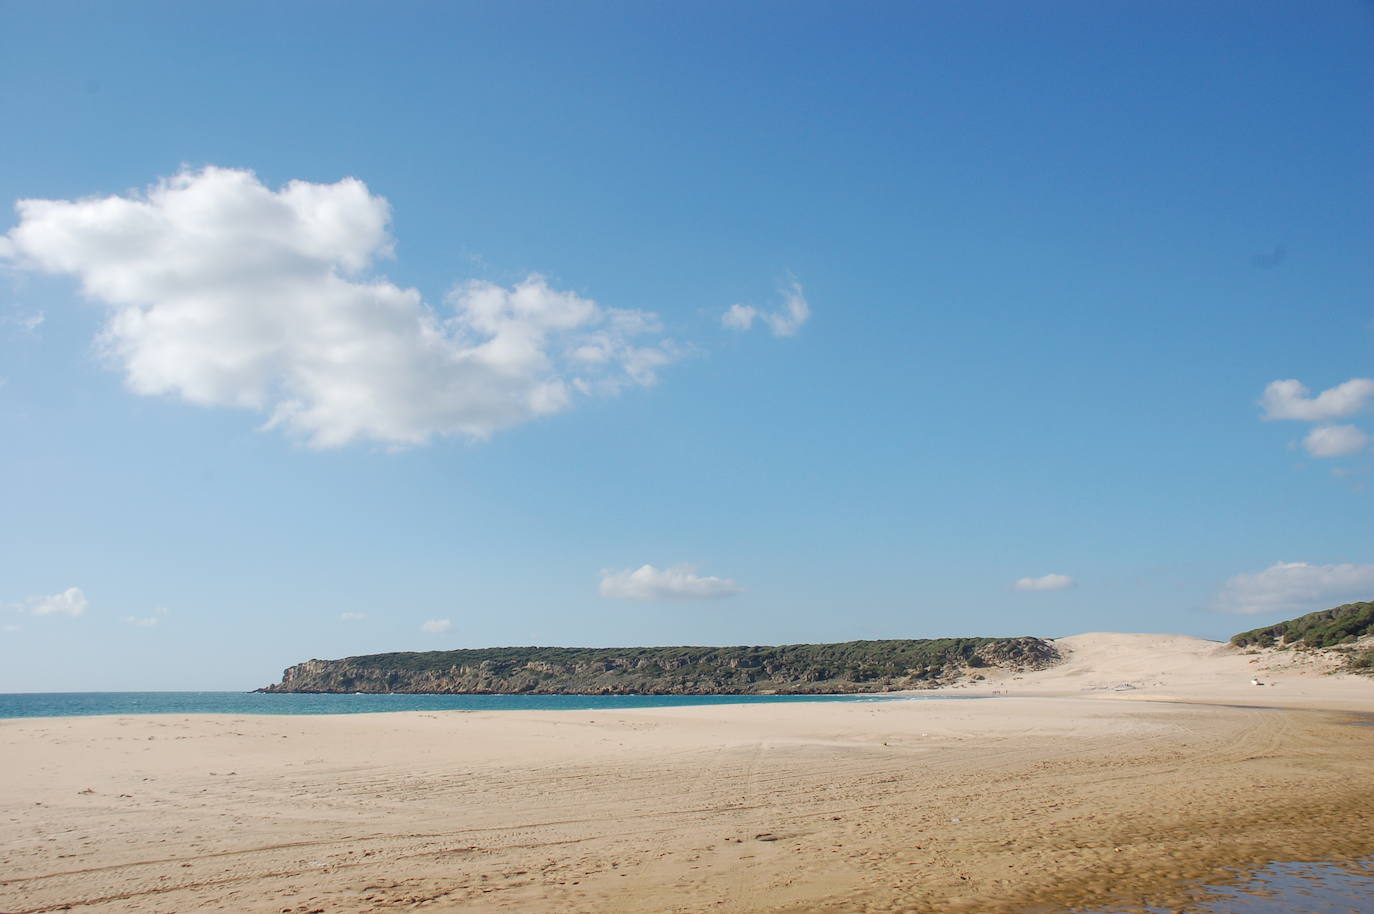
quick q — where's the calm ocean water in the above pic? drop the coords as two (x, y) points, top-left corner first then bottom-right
(0, 690), (973, 719)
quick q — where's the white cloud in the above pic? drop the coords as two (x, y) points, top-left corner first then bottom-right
(2, 307), (44, 337)
(598, 563), (742, 601)
(339, 611), (367, 621)
(721, 282), (810, 337)
(1, 167), (678, 448)
(721, 303), (758, 331)
(30, 587), (87, 616)
(1212, 561), (1374, 616)
(1261, 378), (1374, 422)
(122, 607), (169, 627)
(1013, 573), (1075, 592)
(1303, 424), (1368, 458)
(420, 618), (452, 634)
(1, 623), (21, 633)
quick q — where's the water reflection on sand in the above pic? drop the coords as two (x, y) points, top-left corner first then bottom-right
(1083, 857), (1374, 913)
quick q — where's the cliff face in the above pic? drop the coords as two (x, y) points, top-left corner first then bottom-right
(259, 637), (1061, 695)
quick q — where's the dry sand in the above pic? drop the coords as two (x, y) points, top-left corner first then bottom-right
(3, 634), (1373, 914)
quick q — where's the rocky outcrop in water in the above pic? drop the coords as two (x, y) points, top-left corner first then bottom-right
(258, 637), (1062, 695)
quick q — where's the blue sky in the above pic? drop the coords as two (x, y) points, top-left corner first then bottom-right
(2, 1), (1372, 690)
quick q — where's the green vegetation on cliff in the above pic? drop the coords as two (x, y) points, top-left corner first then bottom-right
(1230, 601), (1374, 673)
(259, 637), (1060, 695)
(1230, 601), (1374, 648)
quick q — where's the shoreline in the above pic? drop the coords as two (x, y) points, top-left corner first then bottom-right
(1, 690), (1364, 727)
(4, 634), (1372, 913)
(0, 690), (975, 723)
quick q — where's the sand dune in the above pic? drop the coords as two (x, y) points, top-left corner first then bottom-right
(959, 631), (1374, 710)
(2, 633), (1372, 914)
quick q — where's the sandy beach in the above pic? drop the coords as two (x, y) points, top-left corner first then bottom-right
(4, 634), (1373, 914)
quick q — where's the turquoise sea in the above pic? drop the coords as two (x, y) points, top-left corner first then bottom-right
(0, 690), (968, 719)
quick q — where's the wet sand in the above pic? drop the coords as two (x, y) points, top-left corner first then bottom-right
(3, 634), (1373, 914)
(1085, 856), (1374, 914)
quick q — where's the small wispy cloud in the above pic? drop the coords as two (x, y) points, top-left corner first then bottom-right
(30, 587), (88, 617)
(1260, 378), (1374, 422)
(123, 608), (169, 628)
(722, 282), (810, 338)
(721, 304), (760, 332)
(1, 307), (45, 336)
(599, 564), (742, 601)
(1303, 425), (1368, 458)
(339, 611), (367, 621)
(1258, 378), (1372, 466)
(420, 619), (452, 634)
(1211, 561), (1374, 616)
(1014, 574), (1075, 592)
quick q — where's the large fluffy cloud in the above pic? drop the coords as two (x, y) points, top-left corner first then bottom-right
(599, 563), (742, 600)
(1, 168), (677, 447)
(1260, 378), (1374, 422)
(1211, 561), (1374, 616)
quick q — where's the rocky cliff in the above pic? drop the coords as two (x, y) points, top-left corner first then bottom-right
(258, 637), (1061, 695)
